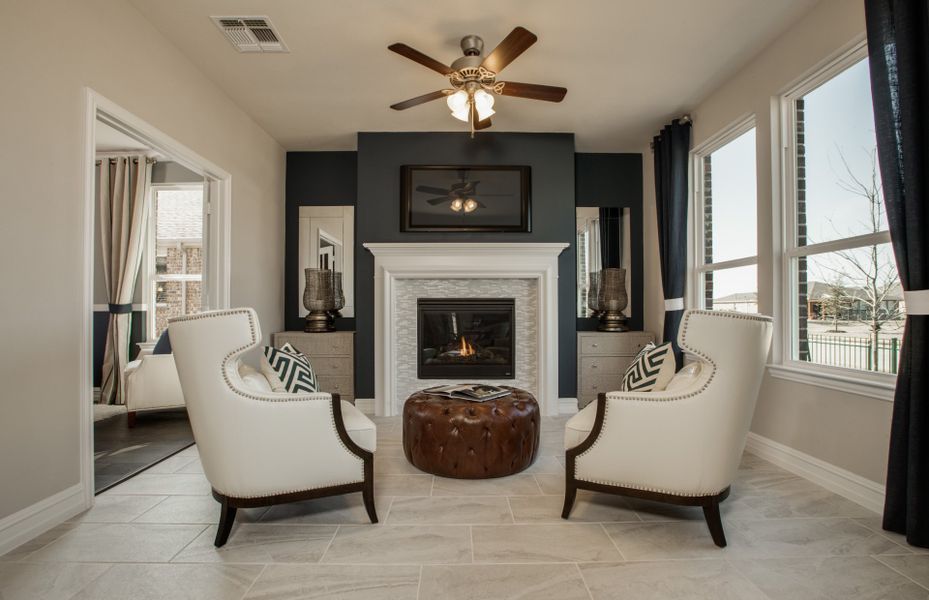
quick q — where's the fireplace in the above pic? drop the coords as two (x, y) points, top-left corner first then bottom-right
(417, 298), (515, 379)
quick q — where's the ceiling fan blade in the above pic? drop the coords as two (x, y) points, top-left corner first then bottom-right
(416, 185), (452, 195)
(498, 81), (567, 102)
(388, 43), (453, 75)
(481, 27), (537, 74)
(474, 117), (493, 130)
(426, 197), (451, 205)
(390, 90), (449, 111)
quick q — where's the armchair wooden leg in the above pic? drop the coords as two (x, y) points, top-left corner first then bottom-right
(362, 480), (378, 524)
(702, 500), (727, 548)
(561, 480), (578, 519)
(127, 411), (137, 428)
(214, 501), (237, 547)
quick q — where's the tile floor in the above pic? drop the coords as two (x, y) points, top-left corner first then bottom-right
(2, 416), (928, 599)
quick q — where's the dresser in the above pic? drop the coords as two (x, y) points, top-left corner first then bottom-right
(271, 331), (355, 405)
(577, 331), (656, 409)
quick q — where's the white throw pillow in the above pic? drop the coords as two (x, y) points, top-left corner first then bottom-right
(664, 361), (703, 392)
(238, 364), (273, 393)
(621, 342), (676, 392)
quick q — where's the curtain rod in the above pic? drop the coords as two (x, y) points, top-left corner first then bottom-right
(94, 157), (157, 165)
(649, 114), (692, 150)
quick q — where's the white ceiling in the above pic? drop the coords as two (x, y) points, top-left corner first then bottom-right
(130, 0), (819, 151)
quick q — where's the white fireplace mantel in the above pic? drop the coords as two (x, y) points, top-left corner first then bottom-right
(364, 243), (569, 417)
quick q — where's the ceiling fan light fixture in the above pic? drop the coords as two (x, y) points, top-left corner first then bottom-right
(450, 106), (471, 122)
(463, 198), (478, 213)
(450, 198), (464, 212)
(446, 90), (469, 112)
(473, 89), (495, 121)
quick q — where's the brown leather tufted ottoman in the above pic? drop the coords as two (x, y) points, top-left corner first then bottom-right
(402, 387), (540, 479)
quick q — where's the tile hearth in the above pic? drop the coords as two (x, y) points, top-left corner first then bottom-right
(1, 417), (927, 600)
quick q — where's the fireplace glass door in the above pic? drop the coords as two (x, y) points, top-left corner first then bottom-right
(417, 298), (515, 379)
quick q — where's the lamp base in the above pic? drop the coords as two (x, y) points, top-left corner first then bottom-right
(597, 311), (629, 332)
(304, 310), (335, 333)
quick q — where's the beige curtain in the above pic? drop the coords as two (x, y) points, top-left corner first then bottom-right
(99, 156), (151, 405)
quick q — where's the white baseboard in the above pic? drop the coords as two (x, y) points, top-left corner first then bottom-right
(744, 432), (884, 514)
(355, 398), (375, 415)
(558, 398), (578, 415)
(0, 484), (88, 557)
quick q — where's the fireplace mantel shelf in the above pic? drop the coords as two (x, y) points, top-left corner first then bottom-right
(367, 242), (568, 417)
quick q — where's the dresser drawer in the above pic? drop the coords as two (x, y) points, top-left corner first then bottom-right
(578, 334), (651, 356)
(318, 375), (354, 397)
(273, 332), (353, 356)
(580, 356), (634, 378)
(308, 356), (353, 376)
(579, 374), (624, 397)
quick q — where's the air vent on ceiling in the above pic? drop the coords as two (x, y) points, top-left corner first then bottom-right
(211, 16), (288, 53)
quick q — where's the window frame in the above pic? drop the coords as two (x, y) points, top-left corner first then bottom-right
(688, 115), (759, 311)
(145, 183), (207, 340)
(770, 39), (897, 401)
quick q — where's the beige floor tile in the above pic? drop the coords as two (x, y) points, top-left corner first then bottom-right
(472, 523), (621, 563)
(580, 560), (768, 600)
(71, 563), (263, 600)
(322, 525), (472, 564)
(375, 474), (434, 497)
(731, 556), (929, 599)
(107, 473), (212, 495)
(172, 524), (337, 563)
(69, 494), (167, 523)
(260, 495), (391, 525)
(0, 562), (111, 600)
(134, 495), (267, 524)
(512, 493), (640, 524)
(877, 555), (929, 590)
(420, 563), (590, 600)
(145, 453), (199, 474)
(726, 517), (911, 558)
(244, 564), (421, 599)
(26, 523), (205, 563)
(176, 458), (205, 474)
(373, 443), (407, 458)
(0, 523), (78, 562)
(534, 473), (565, 495)
(375, 455), (430, 475)
(388, 496), (513, 525)
(603, 521), (740, 560)
(523, 456), (564, 474)
(432, 474), (541, 496)
(854, 518), (929, 555)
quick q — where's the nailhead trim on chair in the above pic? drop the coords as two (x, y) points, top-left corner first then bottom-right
(575, 310), (771, 490)
(169, 309), (366, 493)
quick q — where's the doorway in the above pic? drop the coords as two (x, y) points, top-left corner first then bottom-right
(82, 90), (231, 497)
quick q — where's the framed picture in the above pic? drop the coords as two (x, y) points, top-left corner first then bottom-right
(400, 165), (531, 232)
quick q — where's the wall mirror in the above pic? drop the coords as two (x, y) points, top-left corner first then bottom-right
(298, 206), (354, 318)
(576, 206), (631, 318)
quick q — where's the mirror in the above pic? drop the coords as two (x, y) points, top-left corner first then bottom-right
(576, 207), (631, 318)
(298, 206), (354, 318)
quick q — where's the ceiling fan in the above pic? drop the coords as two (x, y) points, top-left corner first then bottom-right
(416, 170), (512, 213)
(388, 27), (567, 137)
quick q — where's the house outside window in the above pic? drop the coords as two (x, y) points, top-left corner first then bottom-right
(149, 186), (204, 338)
(782, 51), (904, 376)
(691, 120), (758, 313)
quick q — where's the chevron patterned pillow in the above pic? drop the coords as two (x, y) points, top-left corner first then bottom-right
(261, 342), (319, 394)
(621, 342), (676, 392)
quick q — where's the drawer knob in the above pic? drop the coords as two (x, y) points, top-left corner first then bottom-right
(591, 343), (598, 348)
(591, 364), (598, 369)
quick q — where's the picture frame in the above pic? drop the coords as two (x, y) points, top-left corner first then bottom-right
(400, 165), (531, 232)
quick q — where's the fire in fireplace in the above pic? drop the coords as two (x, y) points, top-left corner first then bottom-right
(417, 298), (515, 379)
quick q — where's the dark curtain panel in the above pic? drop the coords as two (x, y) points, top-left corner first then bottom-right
(866, 0), (929, 548)
(653, 119), (692, 366)
(598, 207), (622, 268)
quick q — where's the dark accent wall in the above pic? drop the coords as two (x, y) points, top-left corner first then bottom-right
(284, 141), (644, 400)
(575, 153), (645, 332)
(285, 152), (357, 332)
(356, 132), (577, 398)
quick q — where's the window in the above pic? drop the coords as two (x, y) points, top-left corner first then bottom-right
(692, 122), (758, 313)
(147, 186), (205, 338)
(783, 53), (903, 377)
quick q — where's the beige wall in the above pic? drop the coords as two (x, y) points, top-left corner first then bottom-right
(0, 0), (285, 519)
(642, 0), (892, 484)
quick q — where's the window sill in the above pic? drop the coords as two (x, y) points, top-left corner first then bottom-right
(766, 363), (897, 403)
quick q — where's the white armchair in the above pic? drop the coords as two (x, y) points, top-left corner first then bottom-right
(562, 309), (773, 547)
(124, 353), (185, 427)
(168, 308), (377, 547)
